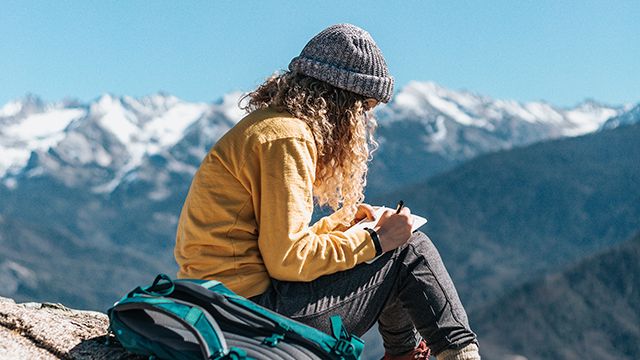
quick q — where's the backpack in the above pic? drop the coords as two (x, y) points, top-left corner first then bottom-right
(107, 274), (364, 360)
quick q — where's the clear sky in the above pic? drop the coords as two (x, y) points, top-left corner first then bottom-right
(1, 0), (638, 107)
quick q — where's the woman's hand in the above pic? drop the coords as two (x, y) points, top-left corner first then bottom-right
(374, 207), (413, 253)
(350, 203), (376, 226)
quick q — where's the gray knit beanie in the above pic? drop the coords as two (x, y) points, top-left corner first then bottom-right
(288, 23), (394, 103)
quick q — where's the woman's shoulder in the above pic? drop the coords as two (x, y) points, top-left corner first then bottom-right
(245, 107), (315, 144)
(211, 107), (315, 160)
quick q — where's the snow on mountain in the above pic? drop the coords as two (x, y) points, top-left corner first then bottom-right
(0, 83), (632, 195)
(82, 93), (212, 193)
(1, 107), (85, 174)
(601, 103), (640, 130)
(0, 94), (47, 122)
(0, 100), (24, 118)
(563, 100), (620, 135)
(0, 95), (86, 177)
(382, 81), (618, 136)
(0, 92), (244, 191)
(391, 81), (493, 128)
(106, 93), (244, 199)
(87, 93), (210, 157)
(369, 81), (624, 185)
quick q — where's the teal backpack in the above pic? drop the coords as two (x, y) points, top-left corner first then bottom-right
(107, 274), (364, 360)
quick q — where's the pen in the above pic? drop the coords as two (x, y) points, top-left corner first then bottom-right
(395, 200), (404, 214)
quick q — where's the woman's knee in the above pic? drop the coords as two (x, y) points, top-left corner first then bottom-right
(406, 231), (439, 256)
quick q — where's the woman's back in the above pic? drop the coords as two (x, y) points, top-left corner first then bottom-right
(174, 107), (318, 298)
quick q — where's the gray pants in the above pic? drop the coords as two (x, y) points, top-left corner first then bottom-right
(250, 231), (478, 356)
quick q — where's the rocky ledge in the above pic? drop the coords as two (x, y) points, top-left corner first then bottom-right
(0, 296), (136, 359)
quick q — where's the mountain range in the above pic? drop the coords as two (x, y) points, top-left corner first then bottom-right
(0, 82), (637, 309)
(1, 81), (630, 197)
(474, 231), (640, 360)
(371, 121), (640, 309)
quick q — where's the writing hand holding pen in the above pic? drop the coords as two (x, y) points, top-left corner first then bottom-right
(374, 200), (413, 253)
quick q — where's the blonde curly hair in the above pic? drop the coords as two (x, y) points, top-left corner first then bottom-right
(241, 71), (378, 222)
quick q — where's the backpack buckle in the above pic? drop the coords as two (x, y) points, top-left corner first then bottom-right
(262, 333), (285, 347)
(333, 339), (355, 356)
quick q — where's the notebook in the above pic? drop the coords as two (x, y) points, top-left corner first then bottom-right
(346, 206), (428, 264)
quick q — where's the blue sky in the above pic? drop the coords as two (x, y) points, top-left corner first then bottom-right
(1, 0), (638, 107)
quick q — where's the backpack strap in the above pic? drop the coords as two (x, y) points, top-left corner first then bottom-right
(330, 316), (364, 360)
(127, 273), (175, 298)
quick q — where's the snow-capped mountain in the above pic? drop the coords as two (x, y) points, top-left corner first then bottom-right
(0, 92), (244, 191)
(367, 81), (624, 191)
(376, 81), (619, 159)
(0, 81), (629, 195)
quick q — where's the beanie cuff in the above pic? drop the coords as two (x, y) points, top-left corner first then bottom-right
(289, 56), (394, 103)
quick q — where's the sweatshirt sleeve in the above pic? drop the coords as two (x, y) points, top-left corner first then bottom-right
(310, 206), (352, 234)
(255, 137), (377, 282)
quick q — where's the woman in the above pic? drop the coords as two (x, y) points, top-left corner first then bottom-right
(175, 24), (480, 360)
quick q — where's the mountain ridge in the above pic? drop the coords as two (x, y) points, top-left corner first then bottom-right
(370, 122), (640, 308)
(1, 82), (632, 195)
(473, 231), (640, 360)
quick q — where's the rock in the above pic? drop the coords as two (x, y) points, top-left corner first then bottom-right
(0, 296), (137, 359)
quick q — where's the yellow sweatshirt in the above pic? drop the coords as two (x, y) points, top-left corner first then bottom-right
(174, 107), (376, 298)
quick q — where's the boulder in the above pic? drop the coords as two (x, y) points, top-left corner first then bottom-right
(0, 296), (137, 359)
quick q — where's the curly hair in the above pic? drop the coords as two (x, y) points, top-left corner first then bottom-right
(240, 71), (378, 222)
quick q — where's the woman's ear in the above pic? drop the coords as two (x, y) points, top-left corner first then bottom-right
(364, 98), (379, 110)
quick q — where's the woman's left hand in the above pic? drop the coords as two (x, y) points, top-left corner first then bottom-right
(350, 203), (376, 226)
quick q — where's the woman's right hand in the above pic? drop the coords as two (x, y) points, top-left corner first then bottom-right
(373, 207), (413, 253)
